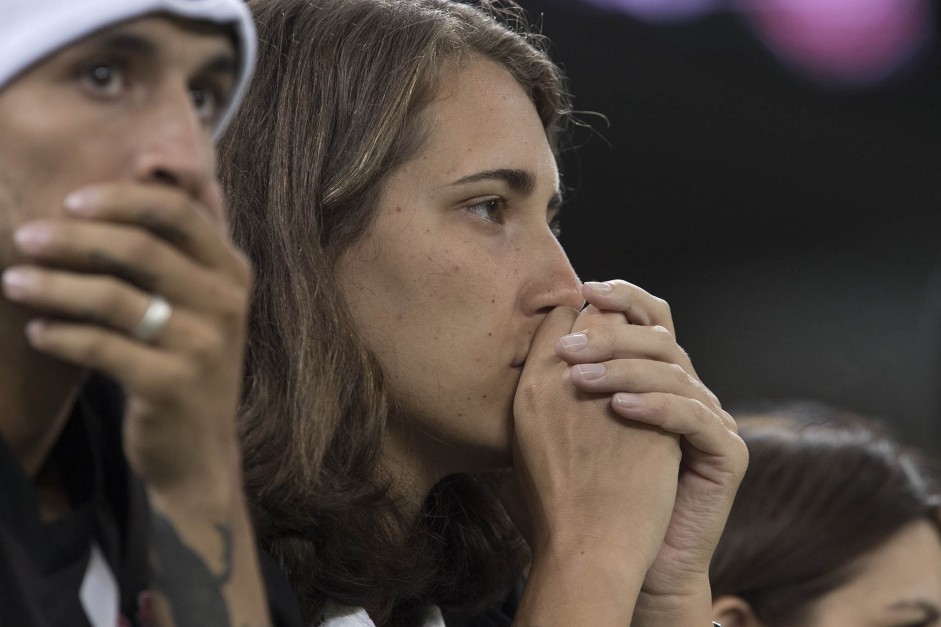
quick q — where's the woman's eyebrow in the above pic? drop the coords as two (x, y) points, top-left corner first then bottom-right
(887, 600), (941, 622)
(447, 168), (562, 208)
(449, 168), (535, 194)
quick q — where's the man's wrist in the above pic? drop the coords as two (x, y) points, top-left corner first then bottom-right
(139, 434), (244, 507)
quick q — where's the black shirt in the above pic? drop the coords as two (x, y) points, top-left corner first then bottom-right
(0, 376), (147, 626)
(0, 375), (303, 627)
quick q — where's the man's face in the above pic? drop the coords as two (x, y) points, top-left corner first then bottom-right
(0, 15), (237, 269)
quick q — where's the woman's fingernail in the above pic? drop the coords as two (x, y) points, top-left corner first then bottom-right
(558, 332), (588, 350)
(614, 393), (643, 410)
(2, 268), (37, 297)
(574, 363), (605, 380)
(14, 224), (51, 251)
(585, 281), (612, 293)
(64, 190), (96, 213)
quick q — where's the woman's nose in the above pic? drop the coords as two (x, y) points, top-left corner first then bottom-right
(517, 232), (584, 316)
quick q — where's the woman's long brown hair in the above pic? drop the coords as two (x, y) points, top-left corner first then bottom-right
(217, 1), (573, 623)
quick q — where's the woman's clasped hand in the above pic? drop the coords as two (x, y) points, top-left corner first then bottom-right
(509, 280), (747, 625)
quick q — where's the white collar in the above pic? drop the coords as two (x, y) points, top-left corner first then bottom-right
(319, 603), (445, 627)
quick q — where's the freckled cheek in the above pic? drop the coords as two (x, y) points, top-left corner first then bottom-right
(388, 241), (514, 344)
(426, 265), (500, 315)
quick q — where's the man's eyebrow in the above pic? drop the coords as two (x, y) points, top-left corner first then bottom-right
(201, 55), (237, 77)
(82, 32), (236, 79)
(448, 168), (562, 209)
(90, 32), (157, 56)
(888, 600), (941, 622)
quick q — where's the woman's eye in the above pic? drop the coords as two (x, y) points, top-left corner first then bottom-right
(79, 62), (125, 97)
(549, 215), (562, 239)
(465, 199), (503, 223)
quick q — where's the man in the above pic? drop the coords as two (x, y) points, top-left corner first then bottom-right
(0, 1), (295, 625)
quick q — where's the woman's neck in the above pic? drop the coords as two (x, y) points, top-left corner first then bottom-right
(379, 416), (511, 523)
(378, 426), (445, 523)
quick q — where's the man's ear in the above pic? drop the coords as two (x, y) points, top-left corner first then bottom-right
(712, 594), (767, 627)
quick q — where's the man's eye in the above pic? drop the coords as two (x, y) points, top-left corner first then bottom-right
(79, 62), (125, 97)
(190, 84), (222, 125)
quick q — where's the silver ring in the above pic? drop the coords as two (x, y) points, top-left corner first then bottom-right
(132, 295), (172, 342)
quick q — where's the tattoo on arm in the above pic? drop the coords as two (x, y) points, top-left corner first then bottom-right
(150, 508), (234, 627)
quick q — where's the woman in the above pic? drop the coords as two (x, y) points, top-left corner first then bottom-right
(219, 1), (747, 625)
(710, 402), (941, 627)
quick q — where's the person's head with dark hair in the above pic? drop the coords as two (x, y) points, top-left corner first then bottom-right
(0, 2), (288, 626)
(710, 401), (941, 627)
(220, 1), (747, 625)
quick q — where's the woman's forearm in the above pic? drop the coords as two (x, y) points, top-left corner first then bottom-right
(514, 541), (646, 627)
(631, 575), (713, 627)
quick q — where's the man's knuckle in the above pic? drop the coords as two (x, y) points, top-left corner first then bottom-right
(75, 333), (109, 364)
(216, 285), (249, 325)
(123, 232), (160, 264)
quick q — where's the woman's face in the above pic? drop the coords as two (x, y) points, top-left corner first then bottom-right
(805, 519), (941, 626)
(337, 56), (583, 476)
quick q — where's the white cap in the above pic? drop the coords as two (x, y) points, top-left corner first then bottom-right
(0, 0), (256, 135)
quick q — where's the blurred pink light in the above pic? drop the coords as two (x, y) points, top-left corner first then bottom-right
(742, 0), (934, 85)
(578, 0), (724, 22)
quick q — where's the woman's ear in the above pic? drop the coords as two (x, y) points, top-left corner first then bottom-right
(712, 594), (767, 627)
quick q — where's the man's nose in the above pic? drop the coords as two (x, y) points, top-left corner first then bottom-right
(130, 84), (214, 199)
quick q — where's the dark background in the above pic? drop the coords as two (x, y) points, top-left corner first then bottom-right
(517, 0), (941, 456)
